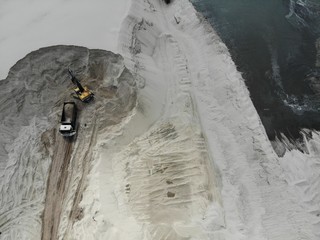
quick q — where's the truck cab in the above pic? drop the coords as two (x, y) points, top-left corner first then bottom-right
(59, 102), (77, 137)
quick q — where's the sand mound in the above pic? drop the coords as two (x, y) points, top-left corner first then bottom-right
(0, 45), (136, 239)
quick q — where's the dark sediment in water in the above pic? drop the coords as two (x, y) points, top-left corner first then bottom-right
(191, 0), (320, 155)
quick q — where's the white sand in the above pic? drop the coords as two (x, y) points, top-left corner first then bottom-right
(1, 0), (320, 239)
(85, 0), (319, 239)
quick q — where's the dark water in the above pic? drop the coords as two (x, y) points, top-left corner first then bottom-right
(191, 0), (320, 150)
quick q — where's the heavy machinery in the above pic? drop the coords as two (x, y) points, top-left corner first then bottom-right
(59, 102), (77, 137)
(68, 68), (94, 102)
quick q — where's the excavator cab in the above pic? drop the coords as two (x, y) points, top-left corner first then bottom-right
(68, 69), (94, 103)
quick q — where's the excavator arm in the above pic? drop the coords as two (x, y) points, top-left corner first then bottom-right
(67, 68), (94, 102)
(68, 69), (85, 93)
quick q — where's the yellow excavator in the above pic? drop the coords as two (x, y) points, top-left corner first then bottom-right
(68, 68), (94, 103)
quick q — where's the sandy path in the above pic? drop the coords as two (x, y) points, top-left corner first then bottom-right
(63, 120), (98, 238)
(41, 82), (134, 240)
(41, 131), (74, 240)
(80, 1), (221, 239)
(41, 115), (99, 240)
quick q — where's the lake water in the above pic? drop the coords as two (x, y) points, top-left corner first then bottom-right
(191, 0), (320, 149)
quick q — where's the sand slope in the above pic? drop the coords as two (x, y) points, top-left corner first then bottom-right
(0, 46), (136, 240)
(76, 0), (320, 239)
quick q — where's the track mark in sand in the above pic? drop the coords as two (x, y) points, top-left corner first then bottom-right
(0, 45), (137, 239)
(41, 119), (98, 240)
(113, 11), (221, 237)
(63, 121), (98, 237)
(41, 130), (74, 240)
(113, 119), (217, 239)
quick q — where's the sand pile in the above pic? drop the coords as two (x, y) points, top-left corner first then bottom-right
(0, 45), (136, 239)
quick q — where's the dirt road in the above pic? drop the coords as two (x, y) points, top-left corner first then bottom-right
(41, 131), (74, 240)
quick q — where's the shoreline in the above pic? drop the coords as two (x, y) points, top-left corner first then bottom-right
(191, 0), (320, 155)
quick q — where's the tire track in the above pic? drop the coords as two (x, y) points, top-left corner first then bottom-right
(63, 120), (98, 239)
(41, 131), (74, 240)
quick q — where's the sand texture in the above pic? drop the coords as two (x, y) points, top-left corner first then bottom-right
(1, 0), (320, 240)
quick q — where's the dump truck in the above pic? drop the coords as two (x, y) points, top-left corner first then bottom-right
(68, 68), (94, 103)
(59, 102), (77, 137)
